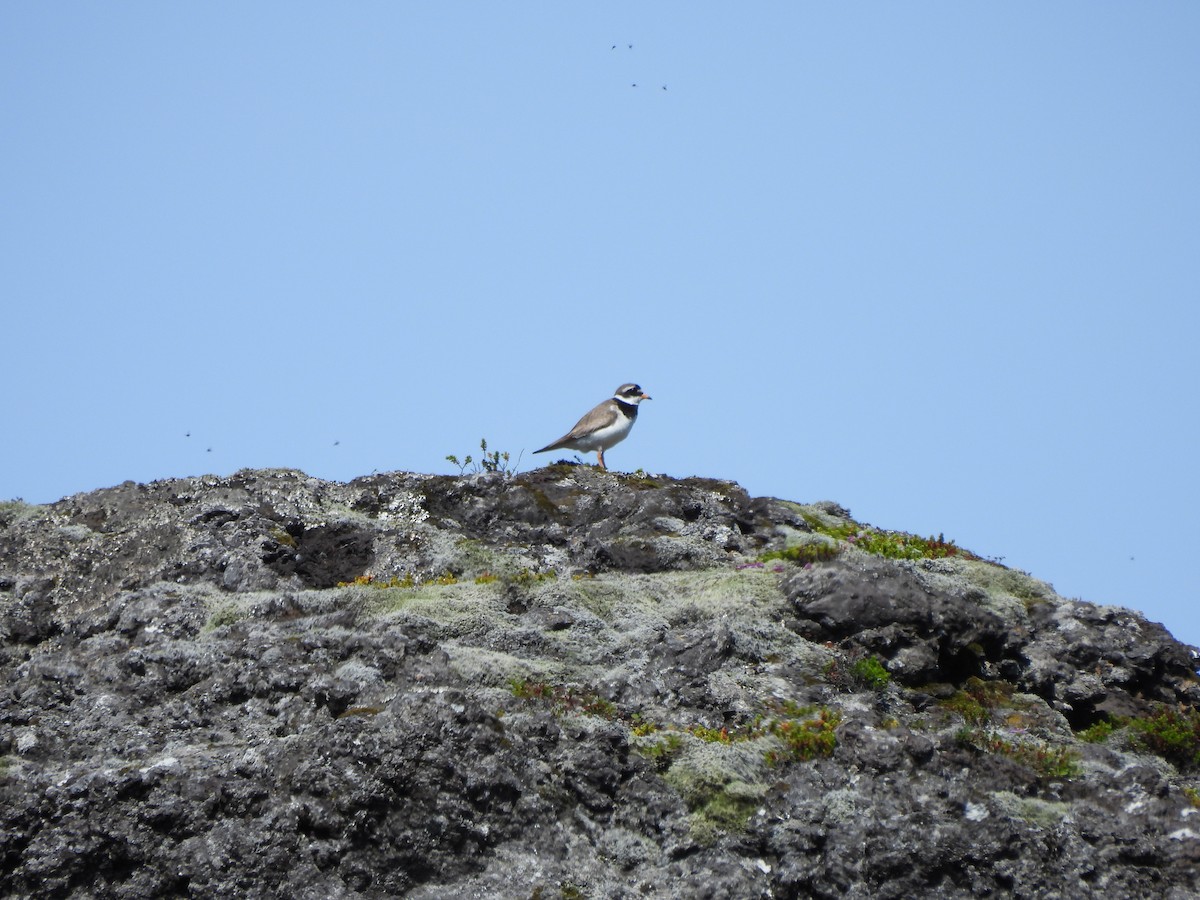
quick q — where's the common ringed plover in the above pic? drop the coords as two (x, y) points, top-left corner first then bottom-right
(535, 383), (651, 471)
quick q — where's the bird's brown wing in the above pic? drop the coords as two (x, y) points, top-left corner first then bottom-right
(535, 400), (619, 452)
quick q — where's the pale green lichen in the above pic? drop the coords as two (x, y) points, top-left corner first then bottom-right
(0, 499), (48, 527)
(991, 791), (1071, 826)
(204, 602), (245, 631)
(663, 742), (771, 842)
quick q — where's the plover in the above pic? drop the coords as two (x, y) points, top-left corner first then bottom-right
(535, 383), (651, 471)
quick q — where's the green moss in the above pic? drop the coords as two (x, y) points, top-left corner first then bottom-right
(940, 678), (1014, 726)
(0, 499), (46, 526)
(507, 678), (618, 720)
(338, 573), (416, 589)
(526, 487), (560, 516)
(634, 732), (685, 769)
(850, 529), (969, 561)
(961, 564), (1056, 605)
(620, 470), (663, 489)
(1077, 718), (1119, 743)
(630, 716), (658, 737)
(849, 655), (891, 691)
(691, 787), (759, 832)
(758, 541), (840, 565)
(958, 728), (1081, 778)
(688, 725), (735, 743)
(764, 707), (841, 764)
(511, 568), (557, 586)
(665, 761), (765, 841)
(204, 602), (244, 631)
(791, 508), (975, 562)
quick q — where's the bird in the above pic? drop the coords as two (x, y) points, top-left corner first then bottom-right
(535, 383), (651, 471)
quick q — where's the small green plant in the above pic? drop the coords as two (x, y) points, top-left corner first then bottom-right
(1077, 717), (1119, 743)
(205, 602), (243, 630)
(1184, 786), (1200, 808)
(758, 542), (841, 566)
(621, 469), (662, 489)
(850, 655), (891, 691)
(1128, 706), (1200, 769)
(765, 707), (841, 764)
(798, 511), (977, 562)
(446, 438), (521, 475)
(848, 529), (965, 561)
(630, 715), (659, 737)
(959, 728), (1080, 778)
(511, 568), (558, 585)
(635, 732), (685, 768)
(688, 725), (733, 744)
(336, 573), (417, 589)
(507, 678), (618, 720)
(940, 678), (1014, 726)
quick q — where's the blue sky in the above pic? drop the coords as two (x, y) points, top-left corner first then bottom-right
(3, 4), (1198, 648)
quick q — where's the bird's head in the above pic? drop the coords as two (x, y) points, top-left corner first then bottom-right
(615, 383), (651, 404)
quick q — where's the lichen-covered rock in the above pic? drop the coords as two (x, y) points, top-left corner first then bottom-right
(0, 468), (1198, 898)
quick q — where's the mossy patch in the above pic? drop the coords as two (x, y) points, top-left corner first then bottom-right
(564, 569), (787, 625)
(758, 539), (841, 566)
(372, 585), (483, 625)
(1128, 706), (1200, 770)
(664, 748), (769, 843)
(0, 500), (47, 527)
(204, 601), (246, 631)
(632, 732), (686, 770)
(958, 562), (1057, 606)
(507, 677), (618, 719)
(763, 706), (841, 764)
(939, 677), (1016, 726)
(783, 503), (976, 562)
(827, 654), (891, 692)
(1077, 717), (1119, 743)
(991, 791), (1071, 826)
(956, 728), (1080, 778)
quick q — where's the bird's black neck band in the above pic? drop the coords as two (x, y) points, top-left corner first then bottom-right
(615, 399), (639, 419)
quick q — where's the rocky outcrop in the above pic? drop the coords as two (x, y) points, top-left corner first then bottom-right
(1, 466), (1198, 898)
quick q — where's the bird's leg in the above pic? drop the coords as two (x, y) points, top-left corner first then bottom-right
(596, 450), (607, 471)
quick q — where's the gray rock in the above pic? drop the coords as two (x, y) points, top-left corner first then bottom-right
(0, 468), (1197, 898)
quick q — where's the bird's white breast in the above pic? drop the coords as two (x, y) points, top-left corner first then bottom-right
(570, 410), (635, 452)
